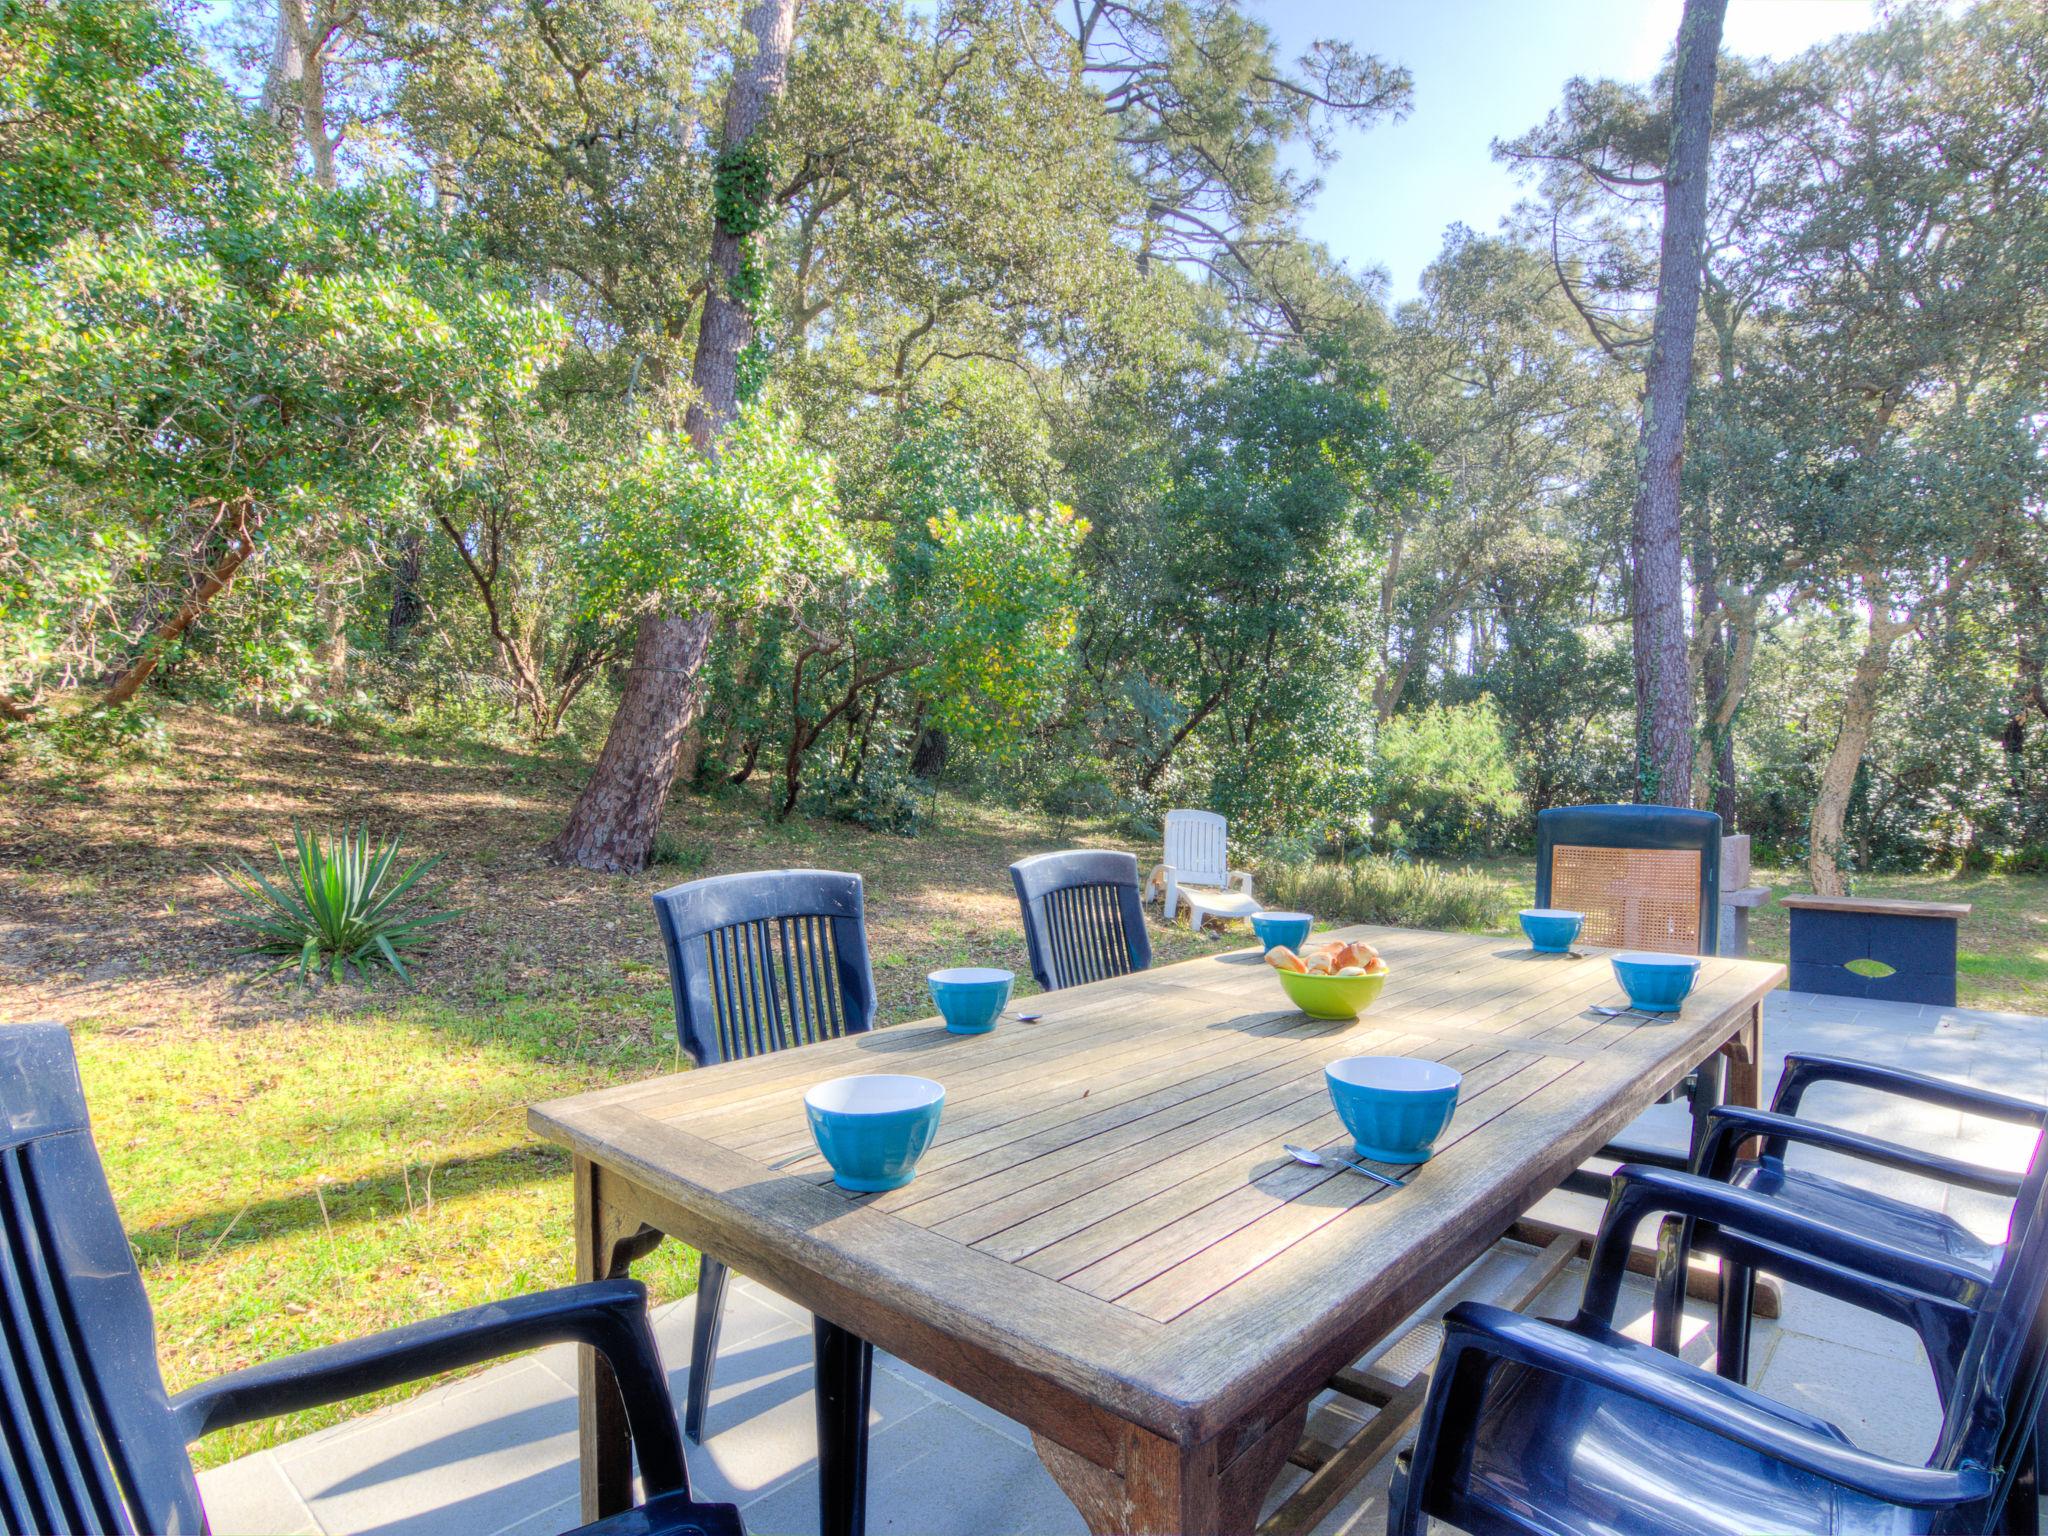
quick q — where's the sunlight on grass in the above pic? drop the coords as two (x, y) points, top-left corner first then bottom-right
(80, 1005), (698, 1468)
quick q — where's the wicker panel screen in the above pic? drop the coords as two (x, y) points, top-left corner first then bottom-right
(1549, 844), (1703, 954)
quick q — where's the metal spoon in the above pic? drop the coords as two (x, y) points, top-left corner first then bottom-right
(1590, 1004), (1649, 1019)
(1006, 1011), (1043, 1023)
(1284, 1144), (1407, 1189)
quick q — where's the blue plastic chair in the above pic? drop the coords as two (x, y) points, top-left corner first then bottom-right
(652, 869), (878, 1444)
(0, 1023), (741, 1536)
(1536, 803), (1722, 956)
(1657, 1053), (2048, 1389)
(1537, 806), (1726, 1196)
(1393, 1156), (2048, 1536)
(1008, 850), (1152, 993)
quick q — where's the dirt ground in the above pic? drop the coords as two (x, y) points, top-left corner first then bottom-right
(0, 705), (1226, 1033)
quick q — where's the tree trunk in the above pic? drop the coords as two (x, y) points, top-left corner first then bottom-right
(387, 530), (425, 651)
(547, 612), (717, 872)
(266, 0), (337, 189)
(548, 0), (799, 872)
(1628, 0), (1725, 809)
(102, 500), (257, 707)
(1807, 594), (1913, 897)
(1373, 521), (1405, 723)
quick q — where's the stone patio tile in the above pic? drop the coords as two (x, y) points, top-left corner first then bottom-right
(198, 1448), (323, 1535)
(1755, 1332), (1943, 1465)
(872, 1349), (1035, 1449)
(735, 1402), (1087, 1536)
(1771, 1281), (1933, 1366)
(275, 1359), (582, 1536)
(530, 1276), (802, 1395)
(665, 1318), (936, 1509)
(487, 1494), (582, 1536)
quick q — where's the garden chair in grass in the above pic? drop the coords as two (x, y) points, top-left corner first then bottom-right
(1143, 808), (1261, 933)
(1656, 1054), (2048, 1391)
(1009, 850), (1152, 992)
(0, 1022), (743, 1536)
(652, 869), (879, 1443)
(1392, 1154), (2048, 1536)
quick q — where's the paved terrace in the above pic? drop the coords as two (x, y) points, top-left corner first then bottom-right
(199, 989), (2046, 1536)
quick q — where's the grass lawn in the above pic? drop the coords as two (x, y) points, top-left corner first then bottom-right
(4, 708), (2044, 1466)
(0, 707), (1234, 1466)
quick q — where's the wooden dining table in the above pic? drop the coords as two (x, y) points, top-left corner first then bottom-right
(530, 925), (1783, 1536)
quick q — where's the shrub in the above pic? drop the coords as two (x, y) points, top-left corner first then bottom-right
(649, 830), (710, 873)
(1370, 699), (1523, 855)
(1253, 854), (1516, 933)
(214, 824), (461, 984)
(801, 757), (926, 836)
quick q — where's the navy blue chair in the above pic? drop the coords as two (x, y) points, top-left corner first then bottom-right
(1536, 803), (1722, 956)
(1393, 1155), (2048, 1536)
(1657, 1054), (2048, 1389)
(1008, 850), (1152, 993)
(652, 869), (878, 1443)
(1537, 806), (1727, 1197)
(0, 1023), (741, 1536)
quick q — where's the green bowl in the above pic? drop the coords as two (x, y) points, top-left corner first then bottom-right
(1275, 966), (1389, 1020)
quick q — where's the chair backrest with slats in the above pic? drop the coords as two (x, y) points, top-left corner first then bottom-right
(653, 870), (880, 1068)
(1163, 810), (1230, 888)
(1930, 1135), (2048, 1530)
(1916, 1138), (2048, 1523)
(1535, 805), (1722, 956)
(1009, 851), (1152, 993)
(0, 1024), (203, 1536)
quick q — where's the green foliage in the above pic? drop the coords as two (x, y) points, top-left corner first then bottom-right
(0, 0), (232, 261)
(214, 825), (462, 985)
(919, 505), (1089, 751)
(1083, 345), (1429, 837)
(1370, 700), (1524, 855)
(1253, 854), (1517, 934)
(582, 397), (857, 625)
(801, 749), (928, 836)
(648, 830), (710, 873)
(0, 116), (565, 711)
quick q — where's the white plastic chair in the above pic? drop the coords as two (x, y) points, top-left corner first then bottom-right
(1145, 809), (1260, 932)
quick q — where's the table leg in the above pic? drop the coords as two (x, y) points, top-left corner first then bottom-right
(1720, 999), (1764, 1114)
(1034, 1403), (1308, 1536)
(814, 1315), (873, 1536)
(573, 1156), (662, 1525)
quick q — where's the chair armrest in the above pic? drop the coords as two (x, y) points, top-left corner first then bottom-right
(1776, 1054), (2047, 1127)
(169, 1279), (687, 1498)
(1420, 1303), (1992, 1510)
(1226, 869), (1253, 895)
(1700, 1104), (2026, 1197)
(1580, 1165), (1991, 1327)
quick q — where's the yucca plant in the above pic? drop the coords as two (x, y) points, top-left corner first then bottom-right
(215, 825), (462, 985)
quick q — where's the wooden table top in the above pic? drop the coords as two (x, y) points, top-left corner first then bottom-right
(531, 926), (1783, 1447)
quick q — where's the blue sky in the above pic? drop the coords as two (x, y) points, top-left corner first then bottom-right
(1257, 0), (1880, 303)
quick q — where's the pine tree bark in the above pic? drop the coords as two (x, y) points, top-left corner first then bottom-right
(1629, 0), (1725, 808)
(548, 0), (800, 872)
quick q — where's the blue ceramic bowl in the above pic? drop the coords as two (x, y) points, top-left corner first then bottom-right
(1519, 908), (1584, 954)
(804, 1075), (945, 1192)
(1250, 910), (1314, 955)
(928, 967), (1014, 1034)
(1611, 951), (1702, 1014)
(1324, 1056), (1462, 1164)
